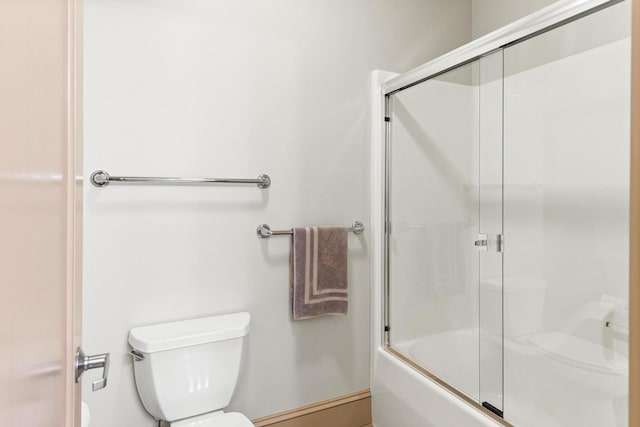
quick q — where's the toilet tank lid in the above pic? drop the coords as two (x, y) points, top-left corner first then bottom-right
(128, 312), (251, 353)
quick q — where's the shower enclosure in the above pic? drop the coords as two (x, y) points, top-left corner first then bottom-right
(379, 1), (631, 425)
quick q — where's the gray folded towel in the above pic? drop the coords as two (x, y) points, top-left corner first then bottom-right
(290, 226), (348, 320)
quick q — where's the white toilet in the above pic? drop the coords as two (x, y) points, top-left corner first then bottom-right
(128, 312), (254, 427)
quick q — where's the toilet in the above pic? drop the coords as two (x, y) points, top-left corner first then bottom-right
(128, 312), (254, 427)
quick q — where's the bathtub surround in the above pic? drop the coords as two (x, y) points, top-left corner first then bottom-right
(83, 0), (472, 425)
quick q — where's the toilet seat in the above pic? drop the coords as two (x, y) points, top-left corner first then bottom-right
(171, 412), (254, 427)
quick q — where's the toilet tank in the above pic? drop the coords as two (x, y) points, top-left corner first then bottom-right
(128, 312), (250, 422)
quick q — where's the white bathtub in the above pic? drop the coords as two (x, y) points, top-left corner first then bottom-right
(373, 330), (628, 427)
(371, 346), (502, 427)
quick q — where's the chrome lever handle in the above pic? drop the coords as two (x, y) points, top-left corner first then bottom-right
(88, 353), (109, 391)
(75, 347), (110, 391)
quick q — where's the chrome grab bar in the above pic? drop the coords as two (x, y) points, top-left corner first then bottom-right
(90, 170), (271, 189)
(256, 220), (364, 238)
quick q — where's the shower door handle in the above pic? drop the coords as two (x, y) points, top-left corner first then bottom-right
(475, 233), (504, 252)
(475, 234), (488, 251)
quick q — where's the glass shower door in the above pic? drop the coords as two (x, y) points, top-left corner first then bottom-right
(384, 2), (630, 425)
(501, 3), (630, 426)
(478, 51), (505, 416)
(386, 53), (504, 413)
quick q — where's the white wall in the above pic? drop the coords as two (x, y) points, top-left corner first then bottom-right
(82, 1), (472, 425)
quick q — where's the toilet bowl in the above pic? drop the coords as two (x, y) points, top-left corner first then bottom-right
(128, 312), (254, 427)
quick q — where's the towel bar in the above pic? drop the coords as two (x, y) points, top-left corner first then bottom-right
(90, 170), (271, 188)
(256, 221), (364, 239)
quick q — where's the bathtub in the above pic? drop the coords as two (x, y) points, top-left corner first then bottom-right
(371, 346), (502, 427)
(372, 329), (628, 427)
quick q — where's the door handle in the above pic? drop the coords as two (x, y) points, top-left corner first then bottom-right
(475, 233), (504, 252)
(475, 233), (488, 251)
(75, 347), (110, 391)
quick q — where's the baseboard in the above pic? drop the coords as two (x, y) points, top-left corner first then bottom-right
(252, 389), (372, 427)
